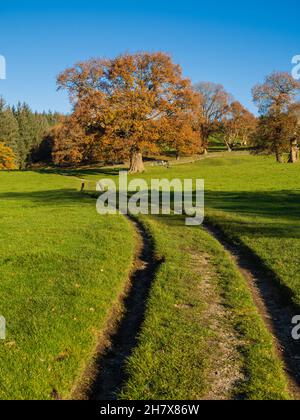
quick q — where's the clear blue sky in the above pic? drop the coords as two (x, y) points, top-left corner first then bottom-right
(0, 0), (299, 114)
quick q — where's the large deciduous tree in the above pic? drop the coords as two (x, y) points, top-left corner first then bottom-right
(158, 112), (200, 160)
(222, 101), (257, 151)
(51, 117), (97, 166)
(252, 72), (300, 163)
(56, 53), (201, 173)
(193, 82), (231, 153)
(253, 112), (299, 163)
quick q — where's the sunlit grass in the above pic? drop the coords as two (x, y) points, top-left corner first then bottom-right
(0, 171), (134, 400)
(1, 153), (299, 399)
(79, 153), (299, 399)
(82, 154), (300, 305)
(120, 214), (289, 400)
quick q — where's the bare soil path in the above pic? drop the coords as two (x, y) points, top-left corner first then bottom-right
(86, 216), (162, 400)
(205, 222), (300, 400)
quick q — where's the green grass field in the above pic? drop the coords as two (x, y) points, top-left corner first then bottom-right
(80, 153), (300, 399)
(0, 172), (135, 399)
(119, 214), (289, 400)
(1, 153), (299, 400)
(134, 154), (300, 308)
(78, 154), (300, 307)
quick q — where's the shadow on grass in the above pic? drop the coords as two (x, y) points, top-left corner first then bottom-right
(0, 189), (94, 206)
(36, 167), (121, 177)
(206, 190), (300, 220)
(3, 187), (300, 234)
(205, 189), (300, 241)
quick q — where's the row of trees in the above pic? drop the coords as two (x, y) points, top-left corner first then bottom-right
(194, 82), (257, 153)
(52, 52), (257, 173)
(0, 99), (60, 169)
(1, 53), (299, 171)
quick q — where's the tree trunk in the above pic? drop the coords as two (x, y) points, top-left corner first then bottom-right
(289, 138), (299, 163)
(242, 136), (248, 146)
(129, 149), (145, 174)
(224, 139), (232, 152)
(275, 149), (284, 163)
(200, 131), (209, 155)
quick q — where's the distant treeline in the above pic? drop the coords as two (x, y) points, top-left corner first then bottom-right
(0, 98), (61, 168)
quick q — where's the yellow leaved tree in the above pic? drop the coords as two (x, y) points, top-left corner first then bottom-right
(0, 142), (18, 170)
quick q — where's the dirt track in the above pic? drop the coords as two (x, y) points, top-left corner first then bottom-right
(205, 222), (300, 400)
(87, 217), (162, 400)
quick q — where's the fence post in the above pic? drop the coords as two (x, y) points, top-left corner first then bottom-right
(0, 316), (5, 340)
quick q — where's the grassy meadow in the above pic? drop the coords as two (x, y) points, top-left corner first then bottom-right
(127, 154), (300, 307)
(0, 171), (135, 399)
(79, 153), (300, 309)
(80, 153), (300, 399)
(1, 153), (299, 399)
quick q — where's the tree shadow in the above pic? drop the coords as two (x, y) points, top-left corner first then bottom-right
(36, 167), (121, 177)
(0, 188), (94, 206)
(3, 185), (300, 240)
(90, 187), (300, 239)
(206, 189), (300, 219)
(204, 189), (300, 240)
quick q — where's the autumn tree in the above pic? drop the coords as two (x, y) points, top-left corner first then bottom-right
(56, 52), (200, 173)
(193, 82), (231, 153)
(0, 142), (18, 170)
(253, 113), (299, 163)
(222, 101), (256, 151)
(288, 103), (300, 163)
(159, 112), (200, 160)
(252, 72), (300, 163)
(51, 117), (97, 166)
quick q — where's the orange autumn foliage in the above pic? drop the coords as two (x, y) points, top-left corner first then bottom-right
(222, 101), (257, 150)
(54, 52), (202, 171)
(194, 82), (231, 153)
(51, 118), (97, 166)
(0, 142), (18, 170)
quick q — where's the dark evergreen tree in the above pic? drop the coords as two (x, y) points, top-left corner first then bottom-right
(0, 99), (22, 165)
(0, 97), (61, 168)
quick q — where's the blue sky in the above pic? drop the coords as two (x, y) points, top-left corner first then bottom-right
(0, 0), (299, 114)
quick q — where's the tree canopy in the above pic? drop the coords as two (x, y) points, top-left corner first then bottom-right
(55, 52), (202, 172)
(252, 72), (300, 163)
(253, 72), (300, 115)
(193, 82), (231, 153)
(222, 101), (256, 151)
